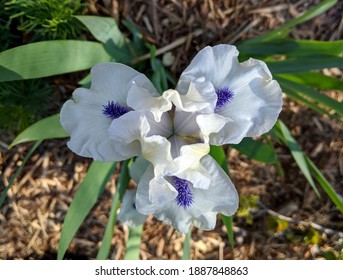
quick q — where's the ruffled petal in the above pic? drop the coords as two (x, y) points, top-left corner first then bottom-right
(135, 155), (239, 233)
(127, 82), (170, 122)
(148, 175), (178, 204)
(177, 45), (282, 145)
(90, 62), (155, 105)
(117, 189), (147, 227)
(173, 143), (211, 189)
(60, 88), (131, 161)
(218, 59), (283, 140)
(129, 156), (149, 183)
(135, 165), (175, 215)
(176, 80), (217, 113)
(195, 155), (239, 217)
(178, 45), (239, 90)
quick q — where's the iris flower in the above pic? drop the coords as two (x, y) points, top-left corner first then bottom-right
(108, 83), (227, 190)
(130, 155), (238, 233)
(177, 44), (283, 145)
(61, 44), (282, 233)
(60, 62), (158, 161)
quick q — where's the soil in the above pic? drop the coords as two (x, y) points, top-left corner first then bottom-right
(0, 0), (342, 260)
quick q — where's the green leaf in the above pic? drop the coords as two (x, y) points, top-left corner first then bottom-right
(251, 0), (337, 41)
(57, 161), (117, 260)
(280, 84), (331, 116)
(0, 141), (42, 208)
(209, 146), (228, 172)
(239, 39), (343, 58)
(267, 56), (343, 74)
(124, 225), (143, 260)
(97, 161), (130, 260)
(277, 72), (343, 91)
(221, 215), (234, 251)
(151, 58), (169, 94)
(10, 114), (68, 148)
(306, 157), (343, 214)
(0, 40), (112, 82)
(278, 77), (343, 116)
(209, 146), (235, 251)
(182, 230), (191, 260)
(75, 16), (125, 46)
(75, 16), (133, 63)
(286, 40), (343, 57)
(231, 137), (277, 164)
(275, 120), (319, 196)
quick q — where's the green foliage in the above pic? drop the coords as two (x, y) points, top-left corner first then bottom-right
(0, 140), (42, 208)
(231, 137), (277, 164)
(274, 121), (343, 214)
(0, 79), (52, 133)
(323, 250), (343, 260)
(266, 216), (289, 233)
(182, 230), (192, 260)
(237, 195), (259, 225)
(97, 160), (130, 260)
(304, 227), (321, 245)
(10, 114), (68, 147)
(0, 0), (19, 51)
(124, 225), (143, 260)
(0, 40), (112, 82)
(6, 0), (84, 40)
(57, 161), (117, 260)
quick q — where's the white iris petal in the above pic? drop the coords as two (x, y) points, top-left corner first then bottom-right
(177, 44), (283, 145)
(117, 189), (147, 227)
(134, 155), (238, 234)
(109, 86), (224, 190)
(60, 62), (156, 161)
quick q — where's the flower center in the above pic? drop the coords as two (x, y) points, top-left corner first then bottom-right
(215, 87), (234, 111)
(172, 176), (193, 209)
(102, 101), (132, 120)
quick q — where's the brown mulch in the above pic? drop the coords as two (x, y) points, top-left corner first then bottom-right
(0, 0), (342, 260)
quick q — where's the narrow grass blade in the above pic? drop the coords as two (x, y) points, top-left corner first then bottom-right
(277, 72), (343, 91)
(151, 58), (169, 94)
(253, 0), (337, 41)
(209, 145), (235, 251)
(57, 161), (117, 260)
(279, 84), (330, 116)
(231, 137), (277, 164)
(268, 56), (343, 74)
(306, 157), (343, 214)
(278, 77), (343, 116)
(10, 114), (68, 148)
(275, 121), (320, 196)
(239, 39), (343, 58)
(182, 230), (191, 260)
(221, 215), (234, 250)
(124, 225), (143, 260)
(0, 141), (42, 208)
(0, 41), (112, 82)
(97, 161), (130, 260)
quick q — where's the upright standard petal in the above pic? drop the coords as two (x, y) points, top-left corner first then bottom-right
(135, 155), (238, 233)
(177, 44), (283, 145)
(60, 62), (155, 161)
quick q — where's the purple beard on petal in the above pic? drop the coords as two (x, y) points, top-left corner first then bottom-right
(102, 101), (132, 120)
(172, 176), (193, 209)
(215, 87), (234, 111)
